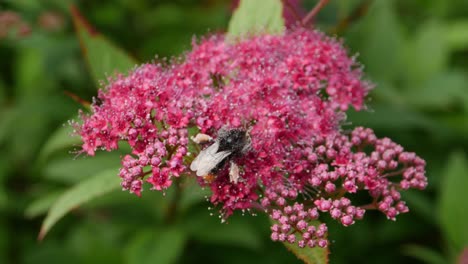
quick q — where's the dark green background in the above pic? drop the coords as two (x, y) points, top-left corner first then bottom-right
(1, 0), (467, 263)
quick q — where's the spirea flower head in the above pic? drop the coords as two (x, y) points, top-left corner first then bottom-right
(76, 28), (427, 248)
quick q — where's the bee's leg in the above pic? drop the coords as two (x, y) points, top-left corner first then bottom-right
(229, 161), (240, 184)
(191, 133), (213, 144)
(203, 173), (216, 183)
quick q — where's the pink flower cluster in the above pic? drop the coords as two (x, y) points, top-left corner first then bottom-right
(258, 127), (426, 247)
(76, 28), (427, 248)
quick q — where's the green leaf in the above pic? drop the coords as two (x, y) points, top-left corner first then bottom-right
(38, 122), (81, 163)
(403, 245), (448, 264)
(25, 191), (63, 219)
(278, 220), (329, 264)
(346, 0), (405, 83)
(70, 6), (138, 88)
(183, 210), (262, 250)
(445, 20), (468, 51)
(5, 0), (42, 11)
(125, 227), (186, 264)
(439, 152), (468, 251)
(39, 168), (121, 240)
(227, 0), (285, 40)
(404, 20), (449, 87)
(178, 176), (210, 213)
(401, 191), (435, 225)
(14, 47), (55, 99)
(0, 156), (10, 210)
(404, 71), (468, 110)
(348, 104), (440, 132)
(0, 106), (16, 145)
(435, 114), (468, 141)
(43, 152), (122, 184)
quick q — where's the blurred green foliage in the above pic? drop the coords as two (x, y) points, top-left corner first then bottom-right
(0, 0), (467, 263)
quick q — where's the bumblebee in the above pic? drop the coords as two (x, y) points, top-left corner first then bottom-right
(190, 128), (250, 183)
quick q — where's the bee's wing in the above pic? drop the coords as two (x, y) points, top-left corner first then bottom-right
(190, 141), (232, 176)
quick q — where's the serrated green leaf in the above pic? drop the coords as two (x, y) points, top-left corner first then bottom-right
(439, 152), (468, 251)
(125, 227), (186, 264)
(227, 0), (285, 40)
(39, 168), (121, 240)
(71, 6), (138, 88)
(279, 220), (329, 264)
(402, 245), (448, 264)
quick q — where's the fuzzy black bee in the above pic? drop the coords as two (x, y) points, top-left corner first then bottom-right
(190, 128), (251, 183)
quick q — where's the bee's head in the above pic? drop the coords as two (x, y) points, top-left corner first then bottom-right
(217, 128), (250, 154)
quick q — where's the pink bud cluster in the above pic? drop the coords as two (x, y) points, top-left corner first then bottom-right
(264, 184), (328, 248)
(256, 127), (426, 247)
(314, 197), (365, 226)
(119, 128), (188, 196)
(76, 28), (427, 248)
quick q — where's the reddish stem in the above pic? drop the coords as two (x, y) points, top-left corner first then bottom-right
(360, 203), (377, 210)
(331, 0), (372, 34)
(302, 0), (330, 26)
(63, 90), (91, 108)
(360, 197), (378, 210)
(250, 202), (267, 212)
(282, 0), (304, 26)
(380, 168), (407, 178)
